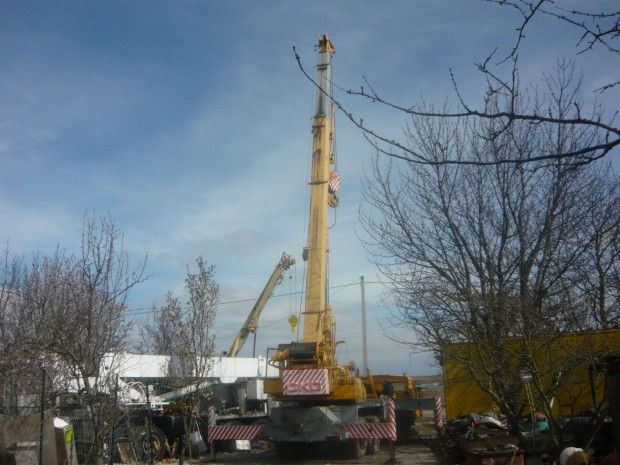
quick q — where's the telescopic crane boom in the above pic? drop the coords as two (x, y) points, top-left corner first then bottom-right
(227, 252), (295, 357)
(266, 35), (364, 399)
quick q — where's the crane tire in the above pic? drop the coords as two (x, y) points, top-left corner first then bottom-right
(340, 419), (367, 459)
(341, 437), (366, 459)
(140, 426), (166, 462)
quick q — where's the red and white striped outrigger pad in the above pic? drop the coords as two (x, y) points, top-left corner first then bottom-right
(344, 397), (397, 441)
(283, 368), (330, 395)
(208, 424), (265, 442)
(344, 422), (397, 440)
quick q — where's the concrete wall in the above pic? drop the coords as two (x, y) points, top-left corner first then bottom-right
(0, 411), (56, 465)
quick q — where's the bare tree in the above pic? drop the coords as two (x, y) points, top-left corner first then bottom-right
(22, 213), (148, 397)
(142, 256), (218, 377)
(569, 169), (620, 330)
(137, 292), (184, 357)
(294, 2), (619, 166)
(1, 212), (148, 461)
(0, 247), (29, 414)
(360, 66), (619, 443)
(141, 256), (219, 461)
(489, 0), (620, 79)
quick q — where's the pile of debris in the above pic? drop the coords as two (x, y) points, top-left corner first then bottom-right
(443, 412), (522, 465)
(442, 410), (618, 465)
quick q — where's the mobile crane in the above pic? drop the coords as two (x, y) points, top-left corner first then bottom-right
(264, 34), (351, 394)
(261, 35), (406, 460)
(207, 35), (440, 460)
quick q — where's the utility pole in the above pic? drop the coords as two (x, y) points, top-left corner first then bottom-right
(361, 276), (368, 376)
(146, 384), (154, 465)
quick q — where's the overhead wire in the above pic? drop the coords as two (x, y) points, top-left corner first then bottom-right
(124, 280), (385, 318)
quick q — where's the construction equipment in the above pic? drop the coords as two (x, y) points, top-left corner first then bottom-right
(260, 35), (426, 460)
(362, 373), (424, 440)
(442, 329), (620, 421)
(206, 35), (440, 460)
(228, 252), (295, 358)
(264, 34), (358, 397)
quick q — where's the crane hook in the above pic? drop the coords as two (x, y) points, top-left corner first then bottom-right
(328, 193), (339, 208)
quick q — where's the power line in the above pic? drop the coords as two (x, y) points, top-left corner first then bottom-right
(124, 280), (385, 318)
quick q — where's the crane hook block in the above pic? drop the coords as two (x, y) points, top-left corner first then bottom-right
(288, 314), (299, 333)
(328, 193), (339, 208)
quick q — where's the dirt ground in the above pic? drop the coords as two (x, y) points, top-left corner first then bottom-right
(197, 439), (440, 465)
(195, 420), (443, 465)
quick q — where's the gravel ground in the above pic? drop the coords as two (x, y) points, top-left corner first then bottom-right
(195, 420), (444, 465)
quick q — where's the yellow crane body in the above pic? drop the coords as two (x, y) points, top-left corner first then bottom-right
(207, 36), (441, 457)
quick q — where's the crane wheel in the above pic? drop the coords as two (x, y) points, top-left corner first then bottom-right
(139, 426), (166, 462)
(341, 437), (366, 459)
(339, 419), (367, 459)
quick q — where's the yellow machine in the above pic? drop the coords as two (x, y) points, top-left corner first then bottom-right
(264, 35), (366, 404)
(261, 35), (434, 459)
(442, 329), (620, 420)
(263, 35), (371, 458)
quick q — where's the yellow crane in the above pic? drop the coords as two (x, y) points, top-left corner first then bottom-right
(265, 35), (365, 399)
(208, 36), (440, 460)
(227, 252), (295, 358)
(263, 35), (387, 460)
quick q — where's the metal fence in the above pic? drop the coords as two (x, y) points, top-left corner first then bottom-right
(55, 406), (95, 464)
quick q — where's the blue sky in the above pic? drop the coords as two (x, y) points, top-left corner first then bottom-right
(2, 1), (618, 376)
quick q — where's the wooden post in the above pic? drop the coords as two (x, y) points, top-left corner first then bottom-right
(146, 383), (154, 465)
(38, 367), (45, 465)
(108, 375), (119, 465)
(387, 440), (397, 464)
(208, 406), (216, 461)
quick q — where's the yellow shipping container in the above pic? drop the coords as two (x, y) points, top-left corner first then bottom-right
(442, 329), (620, 420)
